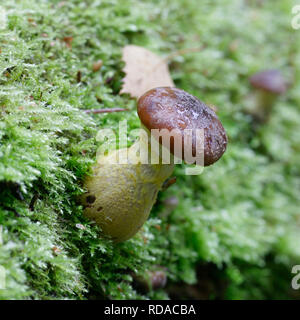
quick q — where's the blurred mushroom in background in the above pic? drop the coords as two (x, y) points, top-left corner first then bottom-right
(245, 69), (288, 123)
(132, 268), (167, 293)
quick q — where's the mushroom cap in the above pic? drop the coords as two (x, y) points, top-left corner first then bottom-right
(250, 69), (287, 94)
(137, 87), (227, 166)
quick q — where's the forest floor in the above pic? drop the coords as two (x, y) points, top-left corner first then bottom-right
(0, 0), (300, 299)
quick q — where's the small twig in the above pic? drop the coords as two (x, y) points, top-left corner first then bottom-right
(162, 46), (206, 64)
(76, 70), (82, 83)
(84, 108), (129, 114)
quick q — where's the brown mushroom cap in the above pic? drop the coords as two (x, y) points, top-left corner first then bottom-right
(250, 70), (287, 94)
(137, 87), (227, 166)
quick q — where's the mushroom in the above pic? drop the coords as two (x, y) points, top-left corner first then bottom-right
(132, 269), (167, 293)
(247, 69), (287, 122)
(82, 87), (227, 242)
(138, 87), (227, 166)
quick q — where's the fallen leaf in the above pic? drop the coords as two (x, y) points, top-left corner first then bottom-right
(92, 60), (103, 72)
(120, 45), (174, 99)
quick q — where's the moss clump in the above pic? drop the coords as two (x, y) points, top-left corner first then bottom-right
(0, 0), (300, 299)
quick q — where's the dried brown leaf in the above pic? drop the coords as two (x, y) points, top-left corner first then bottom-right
(120, 45), (174, 99)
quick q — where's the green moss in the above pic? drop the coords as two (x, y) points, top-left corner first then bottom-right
(0, 0), (300, 299)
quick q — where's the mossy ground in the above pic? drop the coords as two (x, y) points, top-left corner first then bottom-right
(0, 0), (300, 299)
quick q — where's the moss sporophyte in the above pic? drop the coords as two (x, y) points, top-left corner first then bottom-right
(82, 87), (227, 242)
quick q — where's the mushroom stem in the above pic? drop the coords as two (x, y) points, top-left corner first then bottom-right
(82, 133), (175, 243)
(248, 90), (277, 122)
